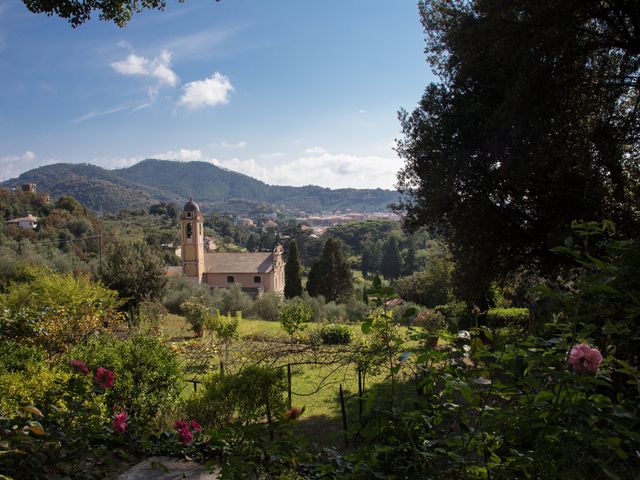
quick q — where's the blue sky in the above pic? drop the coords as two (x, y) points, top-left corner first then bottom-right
(0, 1), (433, 189)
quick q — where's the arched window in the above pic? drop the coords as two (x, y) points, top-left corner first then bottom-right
(186, 222), (192, 239)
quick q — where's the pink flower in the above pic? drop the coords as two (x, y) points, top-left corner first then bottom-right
(190, 420), (202, 432)
(70, 360), (89, 375)
(568, 343), (603, 374)
(174, 420), (189, 431)
(94, 367), (115, 389)
(177, 427), (193, 445)
(284, 407), (302, 420)
(113, 411), (127, 433)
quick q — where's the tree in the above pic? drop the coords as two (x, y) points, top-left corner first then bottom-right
(100, 240), (167, 310)
(278, 301), (312, 337)
(380, 236), (403, 280)
(306, 238), (353, 303)
(361, 239), (382, 277)
(396, 0), (640, 304)
(284, 240), (303, 299)
(20, 0), (217, 28)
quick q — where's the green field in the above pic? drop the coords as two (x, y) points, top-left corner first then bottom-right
(162, 314), (406, 446)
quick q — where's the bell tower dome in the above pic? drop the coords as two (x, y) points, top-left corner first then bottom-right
(180, 198), (205, 282)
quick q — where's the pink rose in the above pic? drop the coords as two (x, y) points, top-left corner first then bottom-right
(70, 360), (89, 375)
(190, 420), (202, 432)
(94, 367), (115, 389)
(174, 420), (189, 431)
(568, 343), (603, 374)
(177, 427), (193, 445)
(113, 411), (127, 433)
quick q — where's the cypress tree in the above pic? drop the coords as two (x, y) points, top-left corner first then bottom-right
(306, 238), (353, 303)
(284, 240), (303, 299)
(380, 236), (403, 280)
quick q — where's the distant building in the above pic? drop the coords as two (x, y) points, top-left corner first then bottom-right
(21, 183), (37, 194)
(6, 213), (38, 230)
(178, 199), (284, 298)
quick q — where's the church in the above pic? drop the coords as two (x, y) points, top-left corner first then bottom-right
(178, 199), (285, 297)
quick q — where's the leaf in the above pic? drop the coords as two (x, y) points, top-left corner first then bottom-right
(23, 405), (43, 418)
(534, 391), (554, 403)
(26, 421), (45, 436)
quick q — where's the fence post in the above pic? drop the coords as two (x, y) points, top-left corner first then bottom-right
(339, 383), (349, 447)
(287, 364), (292, 409)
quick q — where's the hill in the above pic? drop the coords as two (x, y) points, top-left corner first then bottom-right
(2, 159), (399, 215)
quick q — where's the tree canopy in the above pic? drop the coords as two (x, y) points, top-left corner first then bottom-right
(306, 238), (353, 303)
(284, 240), (303, 299)
(396, 0), (640, 303)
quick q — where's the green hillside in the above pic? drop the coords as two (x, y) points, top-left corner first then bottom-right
(2, 159), (399, 214)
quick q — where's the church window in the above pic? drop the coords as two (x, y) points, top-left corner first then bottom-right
(227, 276), (235, 283)
(186, 223), (193, 239)
(254, 276), (261, 283)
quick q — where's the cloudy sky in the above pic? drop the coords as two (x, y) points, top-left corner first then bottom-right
(0, 1), (433, 189)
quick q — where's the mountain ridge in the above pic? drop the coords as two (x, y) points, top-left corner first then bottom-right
(2, 159), (399, 215)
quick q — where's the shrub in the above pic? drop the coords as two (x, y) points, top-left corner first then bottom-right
(220, 284), (254, 316)
(314, 323), (353, 345)
(181, 296), (210, 336)
(0, 341), (44, 372)
(68, 335), (182, 424)
(279, 301), (313, 337)
(182, 365), (286, 428)
(253, 291), (282, 321)
(323, 301), (348, 323)
(486, 307), (529, 329)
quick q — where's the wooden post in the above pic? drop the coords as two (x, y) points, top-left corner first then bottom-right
(339, 384), (349, 447)
(219, 360), (224, 375)
(287, 364), (292, 409)
(357, 366), (363, 422)
(266, 397), (274, 441)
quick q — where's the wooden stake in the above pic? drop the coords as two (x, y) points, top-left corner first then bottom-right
(339, 383), (349, 447)
(287, 364), (292, 409)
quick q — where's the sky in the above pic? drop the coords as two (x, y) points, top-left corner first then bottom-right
(0, 1), (434, 189)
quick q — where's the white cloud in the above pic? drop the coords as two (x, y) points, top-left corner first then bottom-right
(70, 106), (128, 124)
(304, 146), (327, 154)
(153, 149), (203, 162)
(177, 73), (234, 110)
(0, 151), (56, 180)
(221, 140), (247, 149)
(111, 49), (179, 87)
(213, 148), (403, 190)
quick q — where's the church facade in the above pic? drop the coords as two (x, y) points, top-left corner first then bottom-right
(179, 199), (285, 297)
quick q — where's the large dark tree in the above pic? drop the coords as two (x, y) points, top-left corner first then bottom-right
(284, 240), (303, 299)
(396, 0), (640, 303)
(306, 238), (353, 303)
(380, 236), (403, 280)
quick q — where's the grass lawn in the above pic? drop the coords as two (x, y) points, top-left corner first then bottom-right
(161, 313), (415, 447)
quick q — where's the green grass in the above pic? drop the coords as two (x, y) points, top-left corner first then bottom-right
(162, 314), (416, 447)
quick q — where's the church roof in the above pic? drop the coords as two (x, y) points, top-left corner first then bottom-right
(204, 252), (274, 274)
(183, 198), (200, 212)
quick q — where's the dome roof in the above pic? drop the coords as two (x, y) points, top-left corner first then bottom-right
(183, 198), (200, 212)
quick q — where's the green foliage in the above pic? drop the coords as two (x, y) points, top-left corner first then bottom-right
(0, 266), (123, 354)
(396, 0), (640, 303)
(380, 235), (403, 280)
(68, 335), (182, 424)
(278, 301), (313, 337)
(205, 310), (240, 342)
(252, 291), (282, 321)
(486, 307), (529, 329)
(284, 240), (303, 298)
(180, 296), (210, 336)
(182, 365), (287, 428)
(312, 323), (353, 345)
(0, 340), (45, 372)
(306, 237), (353, 303)
(219, 283), (254, 316)
(394, 253), (453, 307)
(100, 239), (167, 310)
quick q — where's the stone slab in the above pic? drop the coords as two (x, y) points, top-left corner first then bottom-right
(116, 456), (219, 480)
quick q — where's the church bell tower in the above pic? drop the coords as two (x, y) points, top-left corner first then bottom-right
(180, 198), (205, 282)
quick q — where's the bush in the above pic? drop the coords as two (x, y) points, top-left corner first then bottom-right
(279, 301), (313, 337)
(182, 365), (286, 428)
(298, 291), (326, 322)
(314, 323), (353, 345)
(253, 291), (282, 321)
(163, 276), (221, 314)
(486, 307), (529, 329)
(220, 284), (254, 316)
(0, 341), (44, 372)
(394, 254), (453, 307)
(323, 301), (348, 323)
(68, 335), (182, 424)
